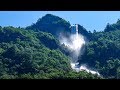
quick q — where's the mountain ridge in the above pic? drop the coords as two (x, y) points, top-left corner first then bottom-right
(0, 13), (120, 79)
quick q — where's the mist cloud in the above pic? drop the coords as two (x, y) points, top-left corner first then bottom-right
(59, 33), (100, 76)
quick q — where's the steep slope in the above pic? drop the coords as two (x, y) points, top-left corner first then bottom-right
(79, 22), (120, 78)
(78, 24), (90, 39)
(104, 19), (120, 32)
(26, 14), (71, 37)
(0, 26), (101, 79)
(0, 26), (71, 78)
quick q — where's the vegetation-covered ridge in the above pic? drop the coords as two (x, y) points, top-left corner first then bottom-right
(1, 14), (120, 79)
(0, 26), (100, 79)
(79, 19), (120, 79)
(26, 14), (71, 37)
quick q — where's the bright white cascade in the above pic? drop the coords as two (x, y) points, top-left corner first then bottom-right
(79, 65), (100, 75)
(60, 33), (85, 63)
(59, 25), (100, 76)
(70, 62), (100, 75)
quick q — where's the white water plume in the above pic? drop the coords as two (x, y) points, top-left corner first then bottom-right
(59, 25), (100, 76)
(70, 63), (100, 75)
(79, 64), (100, 75)
(60, 33), (85, 63)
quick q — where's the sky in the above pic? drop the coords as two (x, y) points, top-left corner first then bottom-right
(0, 11), (120, 32)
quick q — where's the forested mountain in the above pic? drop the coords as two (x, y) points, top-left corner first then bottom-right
(1, 14), (120, 79)
(26, 14), (71, 37)
(0, 26), (100, 79)
(104, 19), (120, 32)
(79, 19), (120, 78)
(26, 14), (89, 38)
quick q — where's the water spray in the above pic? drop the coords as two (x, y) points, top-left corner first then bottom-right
(59, 24), (100, 76)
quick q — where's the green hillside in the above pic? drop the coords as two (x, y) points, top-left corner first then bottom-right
(0, 26), (100, 79)
(79, 20), (120, 78)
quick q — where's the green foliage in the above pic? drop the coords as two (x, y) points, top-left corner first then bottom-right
(26, 14), (71, 37)
(0, 26), (70, 78)
(104, 19), (120, 32)
(80, 23), (120, 78)
(37, 31), (59, 49)
(78, 24), (90, 39)
(0, 26), (99, 79)
(0, 14), (103, 79)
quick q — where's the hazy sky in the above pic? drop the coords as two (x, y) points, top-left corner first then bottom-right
(0, 11), (120, 32)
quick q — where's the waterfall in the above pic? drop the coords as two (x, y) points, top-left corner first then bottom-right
(59, 24), (100, 75)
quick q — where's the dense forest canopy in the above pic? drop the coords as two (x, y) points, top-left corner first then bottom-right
(0, 14), (120, 79)
(0, 25), (100, 79)
(79, 19), (120, 78)
(26, 14), (71, 37)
